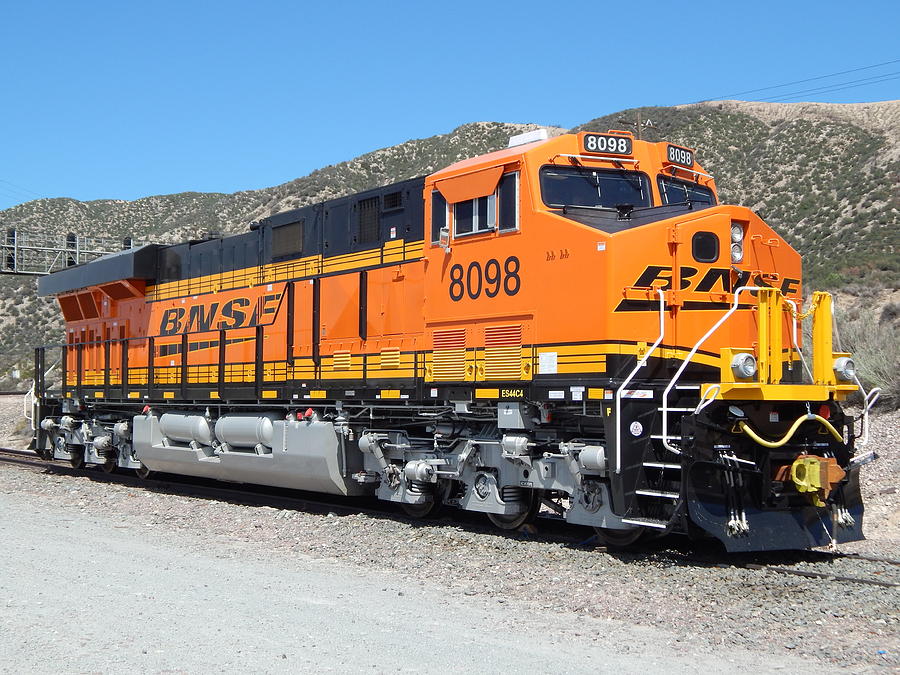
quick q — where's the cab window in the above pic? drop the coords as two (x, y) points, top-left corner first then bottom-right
(658, 176), (716, 206)
(497, 172), (518, 231)
(540, 166), (651, 210)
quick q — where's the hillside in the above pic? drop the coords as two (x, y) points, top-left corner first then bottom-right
(0, 102), (897, 397)
(575, 100), (900, 289)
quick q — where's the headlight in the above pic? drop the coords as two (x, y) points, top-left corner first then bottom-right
(730, 223), (744, 243)
(833, 356), (856, 382)
(731, 352), (757, 379)
(731, 242), (744, 263)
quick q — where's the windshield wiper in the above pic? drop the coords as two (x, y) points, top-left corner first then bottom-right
(565, 164), (602, 190)
(561, 204), (614, 214)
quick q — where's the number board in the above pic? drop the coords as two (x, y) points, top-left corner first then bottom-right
(448, 256), (520, 301)
(582, 133), (632, 156)
(666, 144), (694, 167)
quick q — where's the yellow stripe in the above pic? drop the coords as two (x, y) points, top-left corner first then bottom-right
(536, 343), (719, 369)
(366, 369), (415, 379)
(309, 390), (327, 399)
(114, 338), (718, 398)
(128, 391), (141, 399)
(379, 389), (401, 399)
(147, 239), (425, 300)
(475, 388), (499, 399)
(261, 390), (278, 399)
(163, 391), (175, 399)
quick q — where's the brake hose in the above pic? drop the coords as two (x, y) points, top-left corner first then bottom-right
(738, 413), (844, 449)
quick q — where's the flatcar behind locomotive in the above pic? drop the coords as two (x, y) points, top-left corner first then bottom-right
(31, 128), (879, 551)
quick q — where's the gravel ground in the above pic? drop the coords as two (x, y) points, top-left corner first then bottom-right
(1, 395), (897, 670)
(0, 395), (30, 449)
(0, 489), (832, 674)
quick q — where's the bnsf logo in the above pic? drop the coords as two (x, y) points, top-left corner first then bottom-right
(159, 298), (254, 336)
(157, 293), (282, 336)
(633, 265), (800, 295)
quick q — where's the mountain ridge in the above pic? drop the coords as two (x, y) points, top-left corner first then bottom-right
(0, 101), (897, 396)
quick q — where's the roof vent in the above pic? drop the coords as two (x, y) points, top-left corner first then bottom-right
(508, 128), (548, 148)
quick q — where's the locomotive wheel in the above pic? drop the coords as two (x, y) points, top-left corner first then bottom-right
(400, 480), (450, 519)
(400, 500), (441, 519)
(68, 445), (85, 469)
(593, 526), (644, 548)
(101, 456), (118, 473)
(487, 490), (540, 531)
(135, 463), (153, 480)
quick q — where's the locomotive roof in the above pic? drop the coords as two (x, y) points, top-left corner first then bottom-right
(37, 244), (161, 297)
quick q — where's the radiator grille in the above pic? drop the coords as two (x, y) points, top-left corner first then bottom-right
(380, 348), (400, 370)
(358, 197), (380, 244)
(432, 328), (467, 381)
(333, 350), (351, 370)
(483, 324), (522, 380)
(383, 191), (403, 211)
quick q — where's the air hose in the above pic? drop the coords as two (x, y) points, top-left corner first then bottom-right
(738, 413), (844, 449)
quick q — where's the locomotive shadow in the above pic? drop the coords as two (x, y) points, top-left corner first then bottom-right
(40, 463), (845, 569)
(575, 532), (849, 570)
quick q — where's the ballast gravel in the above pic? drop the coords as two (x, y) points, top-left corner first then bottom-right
(1, 394), (898, 670)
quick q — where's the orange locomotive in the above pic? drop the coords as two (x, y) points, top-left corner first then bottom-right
(32, 128), (877, 551)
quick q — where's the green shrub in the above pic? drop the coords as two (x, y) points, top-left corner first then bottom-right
(836, 308), (900, 408)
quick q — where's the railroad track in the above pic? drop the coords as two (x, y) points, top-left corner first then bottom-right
(0, 446), (409, 522)
(0, 446), (580, 543)
(1, 446), (897, 588)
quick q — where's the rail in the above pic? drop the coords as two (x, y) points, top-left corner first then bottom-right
(553, 154), (640, 166)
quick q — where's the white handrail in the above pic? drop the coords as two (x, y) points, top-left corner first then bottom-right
(24, 359), (60, 431)
(660, 286), (764, 454)
(614, 288), (666, 474)
(24, 383), (35, 430)
(556, 154), (640, 165)
(853, 376), (881, 447)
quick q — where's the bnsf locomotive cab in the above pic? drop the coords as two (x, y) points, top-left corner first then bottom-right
(31, 128), (877, 552)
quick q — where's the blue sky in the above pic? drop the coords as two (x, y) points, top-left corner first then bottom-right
(0, 0), (897, 211)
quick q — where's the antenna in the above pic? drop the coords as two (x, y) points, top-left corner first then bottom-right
(617, 113), (656, 141)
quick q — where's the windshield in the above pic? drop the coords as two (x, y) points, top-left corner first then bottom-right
(540, 166), (652, 210)
(658, 176), (716, 206)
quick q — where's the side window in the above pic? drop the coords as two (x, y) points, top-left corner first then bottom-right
(446, 170), (518, 238)
(431, 191), (447, 243)
(498, 172), (519, 231)
(454, 199), (474, 235)
(454, 194), (496, 236)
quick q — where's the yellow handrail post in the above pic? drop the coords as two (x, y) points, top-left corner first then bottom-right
(757, 288), (784, 385)
(811, 291), (836, 385)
